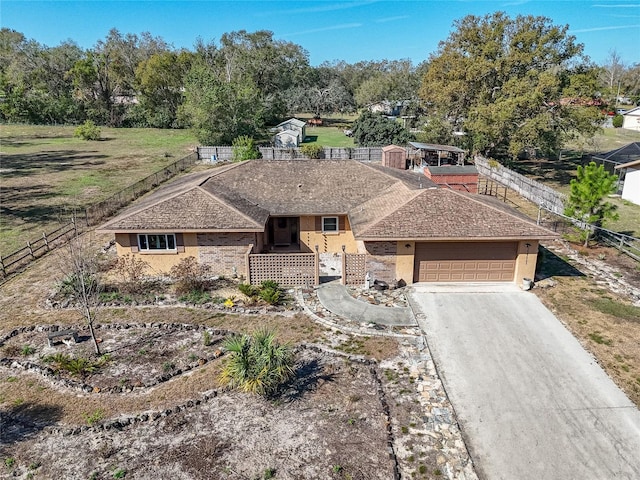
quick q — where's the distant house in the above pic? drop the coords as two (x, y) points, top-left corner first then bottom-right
(592, 142), (640, 195)
(622, 107), (640, 131)
(367, 100), (411, 117)
(615, 158), (640, 206)
(274, 118), (306, 146)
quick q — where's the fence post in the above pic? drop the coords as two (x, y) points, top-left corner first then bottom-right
(0, 256), (5, 277)
(27, 241), (34, 259)
(341, 252), (346, 285)
(43, 232), (50, 252)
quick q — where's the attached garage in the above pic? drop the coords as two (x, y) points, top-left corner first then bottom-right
(414, 242), (517, 282)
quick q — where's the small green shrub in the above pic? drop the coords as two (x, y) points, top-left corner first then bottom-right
(84, 408), (105, 425)
(232, 135), (260, 162)
(588, 331), (613, 346)
(4, 457), (15, 468)
(300, 143), (324, 159)
(259, 287), (282, 305)
(203, 330), (212, 346)
(218, 329), (294, 397)
(179, 291), (213, 304)
(238, 283), (259, 300)
(113, 468), (127, 479)
(263, 467), (276, 479)
(21, 345), (36, 356)
(612, 114), (623, 128)
(43, 353), (110, 377)
(163, 362), (175, 372)
(74, 120), (101, 140)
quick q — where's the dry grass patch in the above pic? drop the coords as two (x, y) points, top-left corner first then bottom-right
(535, 276), (640, 406)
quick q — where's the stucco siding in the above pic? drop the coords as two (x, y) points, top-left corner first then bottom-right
(114, 232), (200, 274)
(299, 215), (358, 254)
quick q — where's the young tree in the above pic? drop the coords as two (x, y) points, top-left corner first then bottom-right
(564, 162), (619, 247)
(57, 233), (103, 355)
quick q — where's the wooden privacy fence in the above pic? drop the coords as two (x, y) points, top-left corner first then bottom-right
(247, 252), (318, 287)
(1, 219), (77, 278)
(475, 155), (566, 214)
(197, 146), (382, 162)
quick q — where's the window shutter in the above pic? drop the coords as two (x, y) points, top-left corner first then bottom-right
(339, 216), (345, 231)
(315, 217), (322, 232)
(129, 234), (139, 253)
(175, 233), (185, 253)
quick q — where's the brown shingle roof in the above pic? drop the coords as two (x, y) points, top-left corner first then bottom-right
(98, 159), (555, 241)
(354, 188), (557, 240)
(199, 160), (433, 215)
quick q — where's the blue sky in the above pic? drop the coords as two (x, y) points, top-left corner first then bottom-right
(2, 1), (639, 65)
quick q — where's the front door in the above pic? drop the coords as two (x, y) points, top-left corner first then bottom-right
(274, 217), (291, 245)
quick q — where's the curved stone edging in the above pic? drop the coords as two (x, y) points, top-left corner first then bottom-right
(295, 289), (419, 339)
(0, 323), (235, 394)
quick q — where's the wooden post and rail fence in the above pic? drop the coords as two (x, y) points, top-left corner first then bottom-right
(0, 151), (199, 282)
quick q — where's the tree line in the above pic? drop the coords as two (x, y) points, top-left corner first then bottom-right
(1, 12), (638, 159)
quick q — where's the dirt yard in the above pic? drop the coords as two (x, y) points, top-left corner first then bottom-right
(0, 241), (462, 480)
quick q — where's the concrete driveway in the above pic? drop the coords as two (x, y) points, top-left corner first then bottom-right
(408, 283), (640, 480)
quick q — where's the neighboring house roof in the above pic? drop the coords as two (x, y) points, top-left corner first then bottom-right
(408, 142), (465, 154)
(594, 142), (640, 164)
(276, 118), (306, 128)
(614, 158), (640, 169)
(622, 106), (640, 116)
(98, 159), (555, 242)
(276, 129), (299, 137)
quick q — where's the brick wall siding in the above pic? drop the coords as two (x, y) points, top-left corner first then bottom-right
(197, 233), (254, 277)
(365, 242), (397, 283)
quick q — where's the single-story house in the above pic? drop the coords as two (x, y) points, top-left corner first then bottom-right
(622, 107), (640, 131)
(614, 158), (640, 205)
(274, 118), (306, 145)
(591, 142), (640, 195)
(97, 160), (557, 286)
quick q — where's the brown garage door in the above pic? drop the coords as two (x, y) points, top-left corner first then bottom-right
(414, 242), (517, 282)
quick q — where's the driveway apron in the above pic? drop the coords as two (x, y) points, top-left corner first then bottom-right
(408, 284), (640, 480)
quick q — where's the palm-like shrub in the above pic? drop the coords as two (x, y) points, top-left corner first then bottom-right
(218, 329), (294, 397)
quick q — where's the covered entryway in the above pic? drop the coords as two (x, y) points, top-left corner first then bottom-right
(414, 242), (517, 282)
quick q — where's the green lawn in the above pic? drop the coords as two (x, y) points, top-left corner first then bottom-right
(565, 127), (640, 154)
(603, 197), (640, 237)
(0, 124), (198, 256)
(302, 126), (356, 148)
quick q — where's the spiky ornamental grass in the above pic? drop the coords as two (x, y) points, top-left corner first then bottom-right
(218, 329), (295, 397)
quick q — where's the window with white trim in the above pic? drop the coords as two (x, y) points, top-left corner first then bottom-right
(322, 216), (339, 233)
(138, 233), (176, 251)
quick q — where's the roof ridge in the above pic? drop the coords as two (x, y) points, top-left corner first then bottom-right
(194, 185), (266, 229)
(355, 185), (422, 237)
